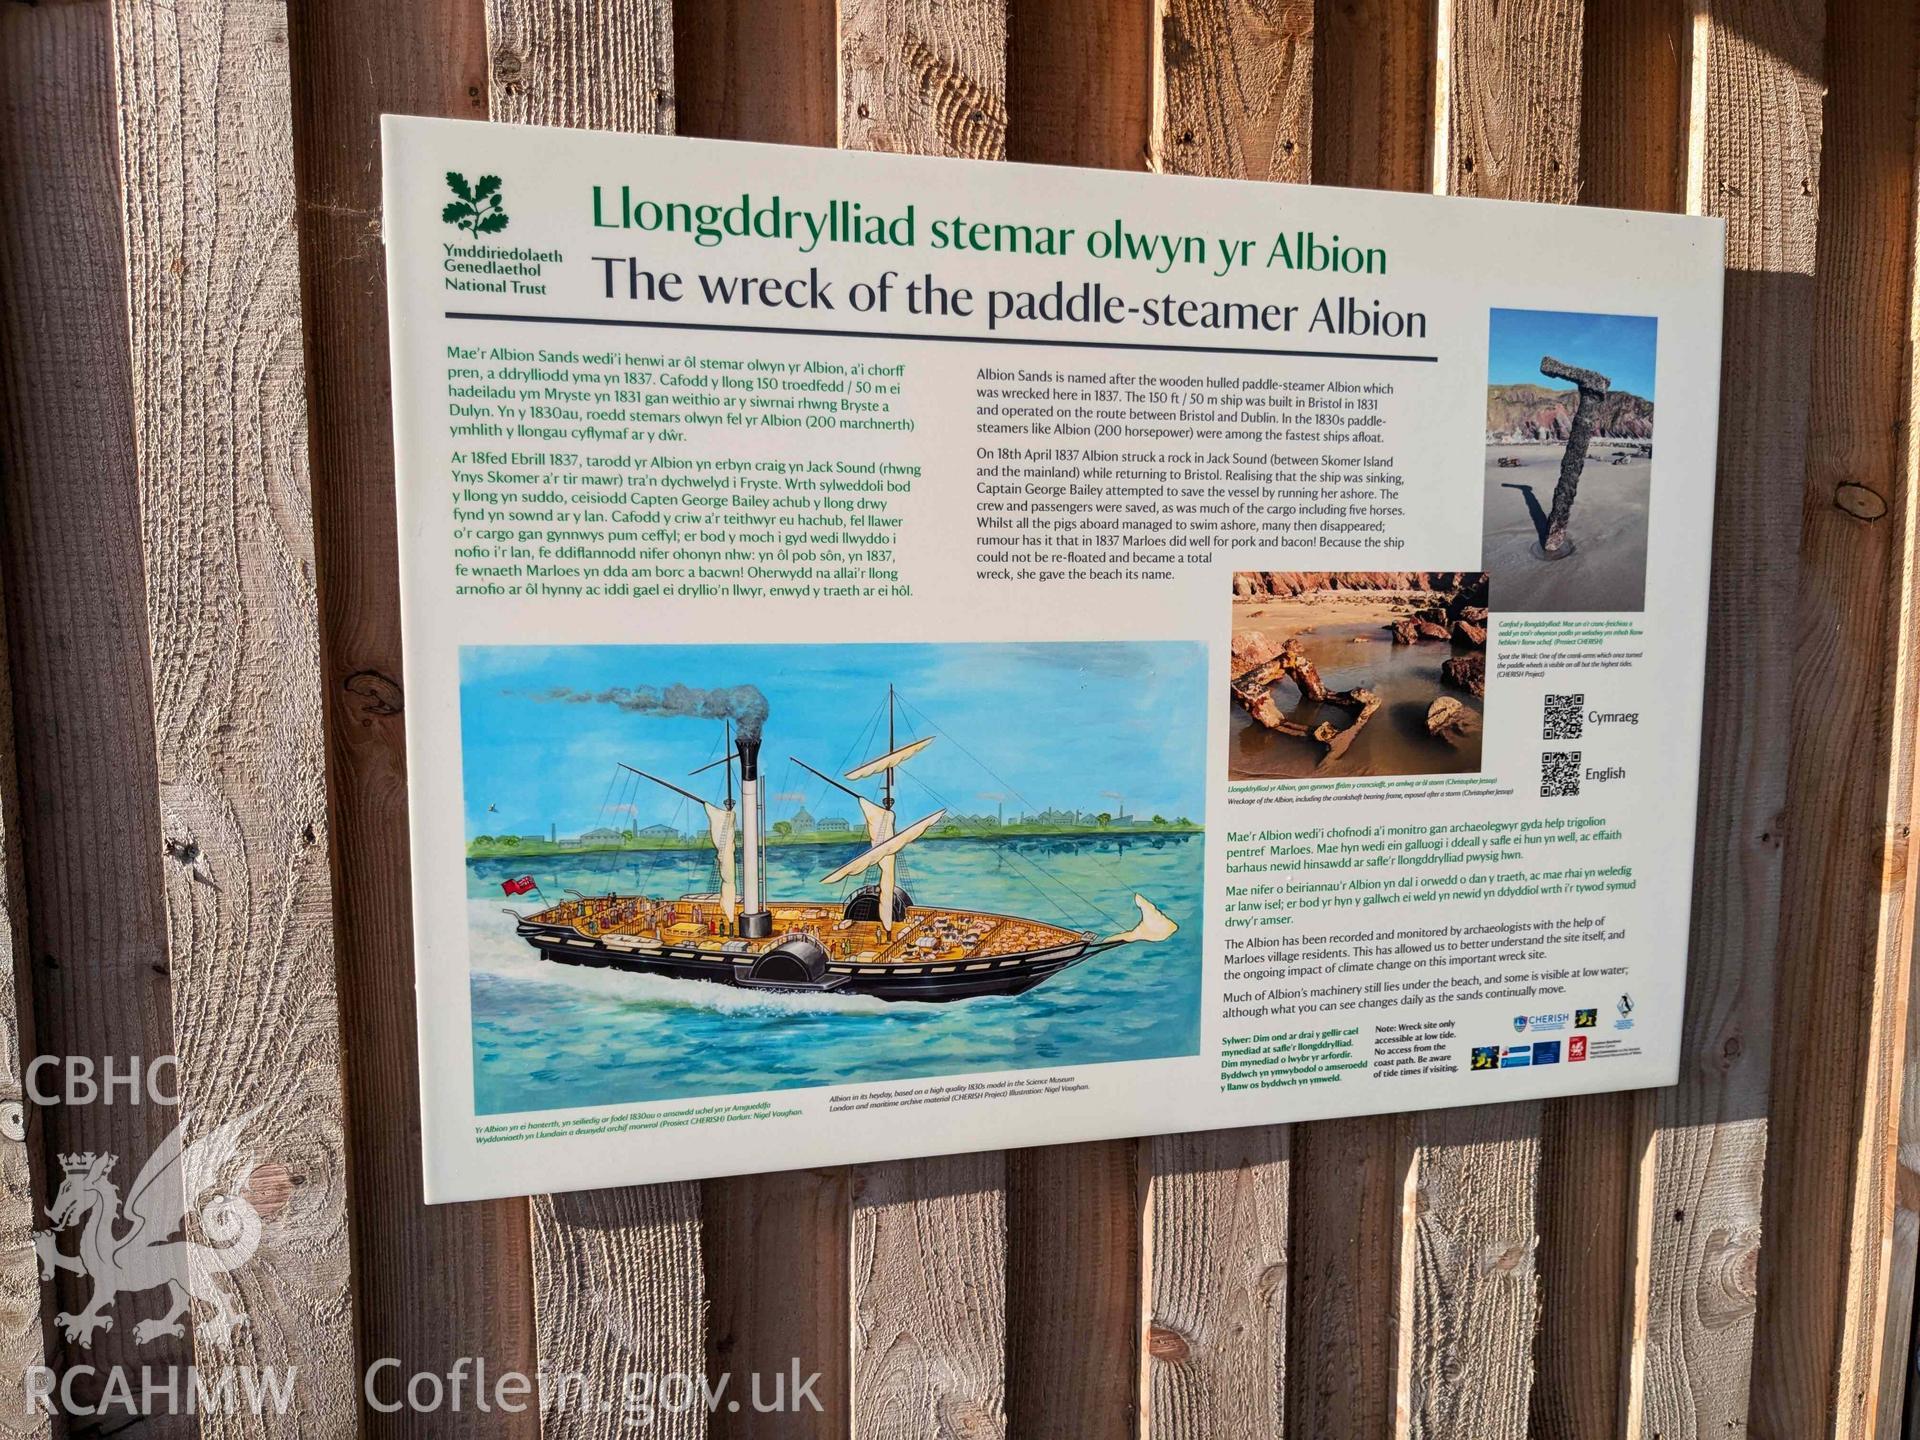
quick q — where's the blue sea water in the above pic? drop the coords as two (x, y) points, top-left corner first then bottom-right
(467, 834), (1204, 1114)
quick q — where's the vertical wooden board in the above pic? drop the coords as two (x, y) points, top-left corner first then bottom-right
(1639, 1), (1824, 1435)
(1395, 5), (1586, 1431)
(1403, 1104), (1539, 1439)
(1006, 0), (1152, 170)
(840, 0), (1007, 157)
(531, 1189), (706, 1439)
(1760, 0), (1919, 1432)
(111, 0), (354, 1425)
(1284, 1114), (1400, 1437)
(1437, 0), (1582, 202)
(489, 0), (675, 133)
(287, 0), (544, 1431)
(1006, 1142), (1138, 1440)
(703, 1169), (848, 1440)
(850, 1154), (1008, 1440)
(1140, 1127), (1289, 1437)
(1281, 9), (1433, 1431)
(675, 0), (836, 146)
(1155, 0), (1313, 181)
(0, 1), (193, 1426)
(1530, 8), (1687, 1435)
(476, 8), (708, 1436)
(1314, 0), (1431, 192)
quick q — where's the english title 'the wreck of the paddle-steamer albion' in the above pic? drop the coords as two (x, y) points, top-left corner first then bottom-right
(508, 690), (1177, 1002)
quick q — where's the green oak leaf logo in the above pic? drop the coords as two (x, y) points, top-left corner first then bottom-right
(443, 172), (508, 235)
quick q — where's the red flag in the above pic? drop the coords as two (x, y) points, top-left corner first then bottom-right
(501, 875), (536, 896)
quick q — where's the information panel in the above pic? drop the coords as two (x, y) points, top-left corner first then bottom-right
(382, 115), (1724, 1202)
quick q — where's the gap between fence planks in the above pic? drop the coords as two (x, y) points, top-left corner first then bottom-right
(479, 4), (706, 1438)
(1760, 0), (1920, 1432)
(1638, 2), (1824, 1435)
(110, 0), (356, 1430)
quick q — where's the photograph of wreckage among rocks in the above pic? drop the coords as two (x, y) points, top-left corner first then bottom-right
(1482, 306), (1657, 612)
(1229, 571), (1489, 781)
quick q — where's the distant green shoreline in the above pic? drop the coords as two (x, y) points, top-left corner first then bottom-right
(467, 823), (1202, 860)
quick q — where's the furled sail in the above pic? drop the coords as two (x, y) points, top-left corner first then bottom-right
(822, 807), (946, 885)
(1104, 894), (1177, 945)
(856, 797), (898, 935)
(703, 802), (738, 918)
(844, 735), (934, 782)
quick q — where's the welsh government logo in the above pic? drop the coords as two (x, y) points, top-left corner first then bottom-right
(33, 1112), (263, 1348)
(443, 171), (509, 235)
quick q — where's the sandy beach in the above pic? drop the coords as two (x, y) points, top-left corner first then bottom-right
(1481, 442), (1651, 612)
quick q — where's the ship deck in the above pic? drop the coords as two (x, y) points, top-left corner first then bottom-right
(526, 894), (1087, 967)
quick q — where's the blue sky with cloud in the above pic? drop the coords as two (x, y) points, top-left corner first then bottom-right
(460, 641), (1207, 840)
(1488, 308), (1658, 401)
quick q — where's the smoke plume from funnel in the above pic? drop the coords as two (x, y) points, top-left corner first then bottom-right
(530, 683), (770, 744)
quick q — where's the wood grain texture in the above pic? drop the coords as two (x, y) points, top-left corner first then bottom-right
(1140, 1127), (1289, 1437)
(1285, 1113), (1400, 1437)
(850, 1154), (1007, 1440)
(1314, 0), (1432, 192)
(703, 1168), (848, 1440)
(675, 0), (836, 146)
(1006, 0), (1152, 169)
(839, 0), (1007, 157)
(1530, 8), (1687, 1435)
(476, 7), (710, 1435)
(110, 0), (354, 1426)
(1396, 5), (1588, 1429)
(1404, 1104), (1539, 1439)
(532, 1189), (706, 1439)
(1155, 0), (1312, 180)
(1761, 0), (1916, 1433)
(1438, 0), (1582, 201)
(1006, 1141), (1137, 1440)
(287, 0), (543, 1432)
(1639, 2), (1824, 1434)
(0, 0), (190, 1425)
(489, 0), (675, 133)
(0, 593), (51, 1436)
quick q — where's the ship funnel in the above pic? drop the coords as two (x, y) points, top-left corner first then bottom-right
(737, 736), (771, 937)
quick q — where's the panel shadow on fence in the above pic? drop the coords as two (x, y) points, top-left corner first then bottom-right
(0, 0), (1917, 1438)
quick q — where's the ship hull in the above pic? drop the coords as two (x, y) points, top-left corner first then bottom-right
(514, 905), (1099, 1003)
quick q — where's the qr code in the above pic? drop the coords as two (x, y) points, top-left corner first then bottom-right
(1541, 751), (1582, 797)
(1544, 693), (1584, 740)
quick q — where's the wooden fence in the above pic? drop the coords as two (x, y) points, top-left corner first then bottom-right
(0, 0), (1916, 1435)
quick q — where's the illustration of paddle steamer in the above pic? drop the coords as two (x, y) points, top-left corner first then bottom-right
(510, 691), (1175, 1002)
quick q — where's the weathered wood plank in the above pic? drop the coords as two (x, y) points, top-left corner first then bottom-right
(1281, 9), (1432, 1429)
(1006, 1142), (1137, 1440)
(850, 1154), (1007, 1440)
(703, 1169), (848, 1440)
(1640, 1), (1824, 1434)
(1531, 8), (1688, 1435)
(1140, 1127), (1289, 1437)
(840, 0), (1006, 157)
(839, 8), (1008, 1435)
(286, 0), (543, 1432)
(1155, 0), (1312, 180)
(1313, 0), (1431, 193)
(675, 0), (836, 146)
(1397, 6), (1586, 1432)
(1436, 0), (1582, 202)
(489, 0), (675, 133)
(0, 1), (185, 1427)
(1006, 0), (1151, 169)
(531, 1189), (706, 1439)
(1404, 1104), (1540, 1439)
(476, 7), (707, 1436)
(109, 0), (354, 1425)
(1762, 0), (1917, 1431)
